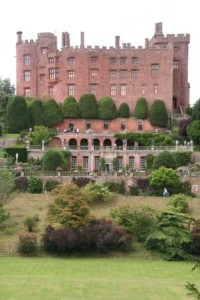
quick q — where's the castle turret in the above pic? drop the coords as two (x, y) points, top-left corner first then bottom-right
(16, 31), (22, 44)
(155, 22), (163, 36)
(80, 32), (85, 48)
(115, 36), (120, 49)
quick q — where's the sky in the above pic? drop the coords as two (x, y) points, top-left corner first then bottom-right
(0, 0), (199, 105)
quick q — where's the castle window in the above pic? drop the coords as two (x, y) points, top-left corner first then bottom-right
(24, 70), (31, 82)
(68, 84), (75, 95)
(86, 123), (91, 130)
(120, 57), (126, 65)
(110, 70), (117, 78)
(49, 57), (57, 64)
(140, 157), (146, 171)
(173, 60), (179, 69)
(151, 64), (159, 78)
(71, 156), (77, 170)
(110, 85), (117, 96)
(129, 156), (135, 170)
(91, 69), (98, 76)
(132, 57), (138, 64)
(41, 48), (47, 54)
(90, 84), (97, 94)
(119, 70), (127, 78)
(141, 85), (145, 95)
(154, 84), (158, 94)
(83, 156), (89, 171)
(103, 122), (109, 130)
(117, 156), (123, 171)
(131, 69), (139, 78)
(94, 157), (100, 170)
(138, 121), (143, 131)
(48, 86), (54, 97)
(68, 70), (75, 78)
(110, 57), (116, 65)
(120, 85), (126, 96)
(90, 56), (97, 63)
(68, 57), (75, 65)
(24, 54), (30, 66)
(24, 88), (31, 97)
(49, 68), (58, 79)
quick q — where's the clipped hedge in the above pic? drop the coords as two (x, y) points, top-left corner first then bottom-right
(5, 147), (28, 162)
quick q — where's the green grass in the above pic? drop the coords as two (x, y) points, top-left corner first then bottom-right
(0, 257), (198, 300)
(1, 133), (20, 138)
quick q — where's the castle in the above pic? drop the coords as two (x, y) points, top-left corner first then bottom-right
(16, 23), (191, 173)
(16, 22), (190, 114)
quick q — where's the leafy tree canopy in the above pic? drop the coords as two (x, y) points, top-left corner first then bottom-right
(191, 99), (200, 121)
(187, 120), (200, 144)
(29, 125), (53, 145)
(152, 151), (177, 170)
(28, 98), (44, 127)
(43, 98), (63, 127)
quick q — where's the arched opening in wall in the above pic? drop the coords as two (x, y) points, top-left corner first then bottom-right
(93, 138), (100, 150)
(50, 137), (62, 147)
(115, 139), (123, 150)
(80, 138), (88, 150)
(69, 138), (77, 150)
(103, 139), (112, 149)
(173, 97), (178, 111)
(127, 139), (134, 149)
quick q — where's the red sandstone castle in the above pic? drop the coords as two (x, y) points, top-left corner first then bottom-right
(16, 22), (190, 114)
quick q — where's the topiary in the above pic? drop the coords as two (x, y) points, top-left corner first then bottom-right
(62, 96), (80, 118)
(134, 97), (148, 119)
(149, 99), (168, 127)
(79, 93), (98, 119)
(118, 103), (130, 118)
(42, 149), (63, 171)
(98, 97), (118, 120)
(152, 151), (177, 170)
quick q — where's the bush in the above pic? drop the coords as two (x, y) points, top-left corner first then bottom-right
(190, 219), (200, 255)
(42, 98), (63, 127)
(27, 177), (43, 193)
(0, 202), (10, 226)
(134, 97), (148, 119)
(98, 97), (118, 120)
(104, 181), (126, 194)
(44, 179), (60, 192)
(84, 183), (113, 204)
(149, 99), (168, 127)
(118, 103), (130, 118)
(72, 177), (95, 188)
(110, 205), (157, 242)
(42, 149), (63, 171)
(0, 168), (15, 203)
(28, 98), (44, 127)
(152, 151), (177, 170)
(79, 94), (98, 119)
(167, 194), (189, 213)
(179, 119), (191, 137)
(18, 232), (37, 255)
(62, 96), (80, 118)
(4, 147), (28, 163)
(174, 152), (191, 167)
(128, 186), (139, 196)
(24, 215), (39, 232)
(15, 176), (28, 191)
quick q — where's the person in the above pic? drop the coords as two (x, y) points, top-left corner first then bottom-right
(163, 187), (169, 197)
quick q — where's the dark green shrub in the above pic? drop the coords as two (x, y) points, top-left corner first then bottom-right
(118, 103), (130, 118)
(146, 154), (155, 170)
(72, 177), (95, 188)
(18, 232), (37, 255)
(27, 177), (43, 193)
(191, 99), (200, 121)
(190, 219), (200, 255)
(15, 176), (28, 191)
(98, 97), (118, 120)
(0, 203), (10, 226)
(62, 96), (80, 118)
(84, 183), (113, 204)
(134, 97), (148, 119)
(167, 194), (189, 213)
(104, 181), (126, 194)
(129, 186), (139, 196)
(79, 94), (98, 119)
(7, 95), (30, 133)
(149, 99), (168, 127)
(152, 151), (177, 170)
(42, 149), (63, 171)
(174, 152), (191, 167)
(42, 98), (63, 126)
(187, 121), (200, 144)
(5, 147), (28, 163)
(44, 179), (60, 192)
(28, 98), (44, 127)
(24, 215), (39, 232)
(111, 205), (157, 242)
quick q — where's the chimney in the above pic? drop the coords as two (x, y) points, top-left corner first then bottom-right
(155, 22), (163, 36)
(65, 32), (70, 47)
(16, 31), (22, 44)
(80, 32), (85, 48)
(115, 36), (120, 49)
(62, 32), (65, 47)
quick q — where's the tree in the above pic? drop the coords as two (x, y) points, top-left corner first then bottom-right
(0, 78), (15, 110)
(148, 166), (179, 196)
(7, 95), (30, 132)
(152, 151), (177, 170)
(98, 97), (118, 119)
(0, 168), (15, 203)
(0, 202), (9, 226)
(62, 96), (80, 118)
(48, 184), (91, 228)
(145, 210), (194, 260)
(118, 103), (130, 118)
(167, 194), (189, 213)
(149, 99), (168, 127)
(191, 99), (200, 121)
(43, 98), (63, 127)
(29, 125), (52, 145)
(28, 98), (44, 127)
(187, 120), (200, 144)
(42, 149), (63, 171)
(79, 94), (98, 119)
(134, 97), (148, 119)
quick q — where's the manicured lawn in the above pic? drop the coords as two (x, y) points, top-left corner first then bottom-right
(0, 257), (198, 300)
(1, 133), (20, 138)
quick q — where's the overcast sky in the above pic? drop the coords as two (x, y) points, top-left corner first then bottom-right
(0, 0), (199, 105)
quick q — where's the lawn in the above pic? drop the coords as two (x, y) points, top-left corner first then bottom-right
(0, 257), (198, 300)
